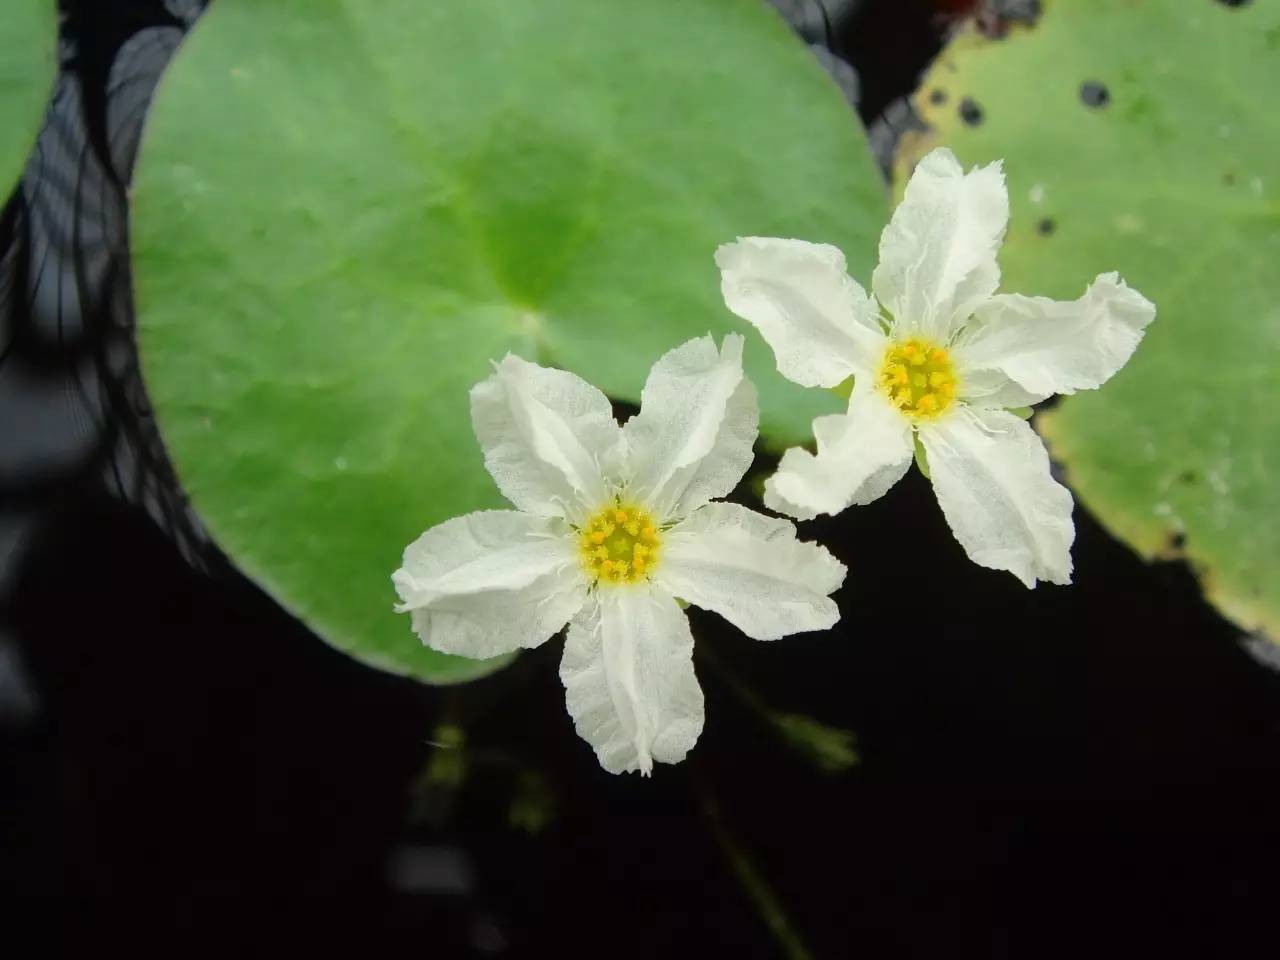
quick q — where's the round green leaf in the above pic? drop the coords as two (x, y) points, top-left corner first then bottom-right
(134, 0), (885, 684)
(903, 0), (1280, 638)
(0, 0), (56, 193)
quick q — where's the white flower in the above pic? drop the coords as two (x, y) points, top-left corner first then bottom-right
(716, 147), (1156, 587)
(392, 334), (846, 775)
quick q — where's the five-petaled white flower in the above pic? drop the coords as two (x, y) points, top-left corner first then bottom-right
(392, 335), (845, 775)
(716, 147), (1156, 587)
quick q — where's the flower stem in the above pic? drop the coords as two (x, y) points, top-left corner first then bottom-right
(696, 642), (859, 774)
(694, 772), (815, 960)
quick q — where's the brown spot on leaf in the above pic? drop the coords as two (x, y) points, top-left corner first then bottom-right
(1080, 81), (1110, 108)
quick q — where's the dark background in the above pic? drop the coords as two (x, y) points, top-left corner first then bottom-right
(3, 1), (1278, 955)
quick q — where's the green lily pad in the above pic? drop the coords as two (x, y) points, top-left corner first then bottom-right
(903, 0), (1280, 638)
(0, 0), (56, 194)
(134, 0), (885, 683)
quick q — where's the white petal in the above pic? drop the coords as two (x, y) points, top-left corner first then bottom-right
(657, 502), (845, 641)
(763, 386), (914, 520)
(715, 237), (887, 386)
(623, 334), (758, 521)
(471, 355), (621, 521)
(392, 510), (586, 658)
(953, 273), (1156, 400)
(559, 587), (704, 776)
(872, 148), (1008, 341)
(955, 367), (1049, 410)
(918, 407), (1074, 588)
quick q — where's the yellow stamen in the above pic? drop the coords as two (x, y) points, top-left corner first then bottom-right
(876, 337), (958, 420)
(578, 500), (661, 585)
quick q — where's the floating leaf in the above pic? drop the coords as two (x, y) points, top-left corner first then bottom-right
(903, 0), (1280, 637)
(0, 0), (56, 193)
(134, 0), (885, 684)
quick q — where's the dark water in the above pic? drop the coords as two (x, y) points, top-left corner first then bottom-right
(3, 1), (1279, 955)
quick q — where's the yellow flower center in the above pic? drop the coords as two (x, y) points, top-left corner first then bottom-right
(578, 501), (661, 585)
(877, 337), (958, 419)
